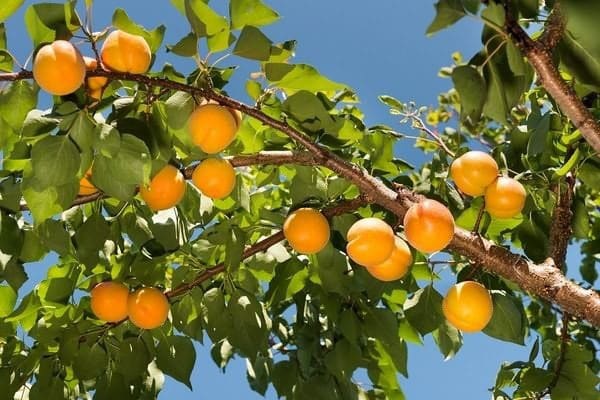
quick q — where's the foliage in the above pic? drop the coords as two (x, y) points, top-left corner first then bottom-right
(0, 0), (596, 399)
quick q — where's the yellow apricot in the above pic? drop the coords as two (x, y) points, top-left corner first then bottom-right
(450, 151), (499, 197)
(127, 287), (170, 330)
(90, 281), (129, 323)
(101, 30), (151, 74)
(366, 237), (413, 282)
(33, 40), (86, 96)
(140, 165), (186, 211)
(346, 218), (395, 267)
(283, 208), (330, 254)
(484, 177), (527, 219)
(79, 168), (98, 196)
(403, 199), (454, 253)
(188, 104), (239, 154)
(191, 158), (236, 199)
(442, 281), (493, 333)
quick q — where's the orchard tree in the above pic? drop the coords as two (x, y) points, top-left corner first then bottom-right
(0, 0), (598, 399)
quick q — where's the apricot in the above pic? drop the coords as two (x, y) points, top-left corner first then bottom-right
(283, 208), (330, 254)
(79, 168), (98, 196)
(140, 165), (186, 211)
(346, 218), (395, 267)
(191, 158), (236, 199)
(442, 281), (493, 333)
(366, 237), (413, 282)
(90, 281), (129, 323)
(484, 177), (527, 219)
(403, 199), (454, 253)
(188, 104), (239, 154)
(33, 40), (86, 96)
(127, 287), (170, 330)
(450, 151), (499, 196)
(100, 30), (151, 74)
(83, 57), (108, 99)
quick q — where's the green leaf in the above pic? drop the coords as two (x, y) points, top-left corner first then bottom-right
(527, 112), (551, 156)
(94, 123), (121, 158)
(265, 258), (309, 305)
(233, 26), (272, 61)
(272, 360), (297, 397)
(483, 292), (527, 345)
(165, 91), (195, 130)
(426, 0), (466, 36)
(230, 0), (279, 29)
(112, 8), (165, 52)
(0, 285), (16, 317)
(506, 40), (527, 76)
(519, 367), (552, 392)
(265, 63), (348, 94)
(517, 217), (548, 263)
(432, 321), (463, 360)
(74, 213), (110, 267)
(116, 338), (152, 382)
(363, 308), (408, 376)
(451, 65), (486, 123)
(572, 198), (590, 239)
(69, 111), (96, 152)
(404, 285), (444, 334)
(0, 80), (38, 132)
(24, 2), (79, 46)
(282, 90), (339, 133)
(228, 290), (270, 358)
(166, 32), (198, 57)
(184, 0), (228, 38)
(35, 219), (72, 256)
(31, 135), (80, 186)
(38, 277), (74, 303)
(0, 1), (23, 23)
(156, 335), (196, 389)
(21, 174), (78, 223)
(0, 212), (23, 256)
(73, 344), (108, 380)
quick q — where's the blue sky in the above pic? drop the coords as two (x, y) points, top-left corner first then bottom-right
(3, 1), (570, 399)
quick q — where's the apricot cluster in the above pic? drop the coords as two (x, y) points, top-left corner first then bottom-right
(450, 151), (526, 219)
(90, 282), (170, 330)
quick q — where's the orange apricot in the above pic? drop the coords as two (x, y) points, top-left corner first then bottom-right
(366, 237), (413, 282)
(127, 287), (170, 330)
(191, 158), (236, 199)
(79, 168), (98, 196)
(403, 199), (454, 253)
(442, 281), (493, 333)
(83, 57), (108, 99)
(140, 165), (186, 211)
(346, 218), (395, 267)
(188, 104), (239, 154)
(100, 30), (151, 74)
(33, 40), (86, 96)
(283, 208), (330, 254)
(90, 281), (129, 323)
(484, 176), (527, 219)
(450, 151), (499, 197)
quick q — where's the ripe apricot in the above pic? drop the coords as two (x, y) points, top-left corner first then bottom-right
(90, 281), (129, 323)
(191, 158), (236, 199)
(188, 104), (239, 154)
(346, 218), (395, 267)
(100, 30), (151, 74)
(485, 177), (526, 219)
(450, 151), (499, 196)
(79, 168), (98, 196)
(442, 281), (493, 332)
(403, 199), (454, 253)
(83, 57), (108, 99)
(366, 237), (413, 282)
(127, 287), (170, 330)
(140, 165), (186, 211)
(283, 208), (330, 254)
(33, 40), (86, 96)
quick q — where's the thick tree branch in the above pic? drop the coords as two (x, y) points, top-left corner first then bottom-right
(2, 69), (599, 326)
(503, 2), (600, 154)
(539, 2), (565, 50)
(547, 174), (575, 271)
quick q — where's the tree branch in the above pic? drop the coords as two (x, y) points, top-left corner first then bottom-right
(503, 2), (600, 154)
(539, 2), (566, 50)
(1, 68), (599, 326)
(547, 174), (575, 271)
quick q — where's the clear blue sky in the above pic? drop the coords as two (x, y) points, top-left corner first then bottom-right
(5, 1), (566, 399)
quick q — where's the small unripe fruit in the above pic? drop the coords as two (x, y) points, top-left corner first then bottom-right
(404, 199), (454, 253)
(140, 165), (186, 211)
(33, 40), (86, 96)
(188, 104), (239, 154)
(101, 30), (151, 74)
(346, 218), (395, 267)
(484, 177), (527, 219)
(283, 208), (330, 255)
(90, 281), (129, 323)
(366, 237), (412, 282)
(450, 151), (499, 197)
(127, 287), (170, 330)
(191, 158), (236, 199)
(442, 281), (493, 333)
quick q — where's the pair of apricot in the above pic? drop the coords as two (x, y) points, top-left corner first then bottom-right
(90, 281), (169, 330)
(32, 30), (151, 96)
(442, 280), (493, 333)
(450, 151), (526, 219)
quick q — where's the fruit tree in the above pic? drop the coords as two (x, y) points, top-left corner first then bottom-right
(0, 0), (598, 399)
